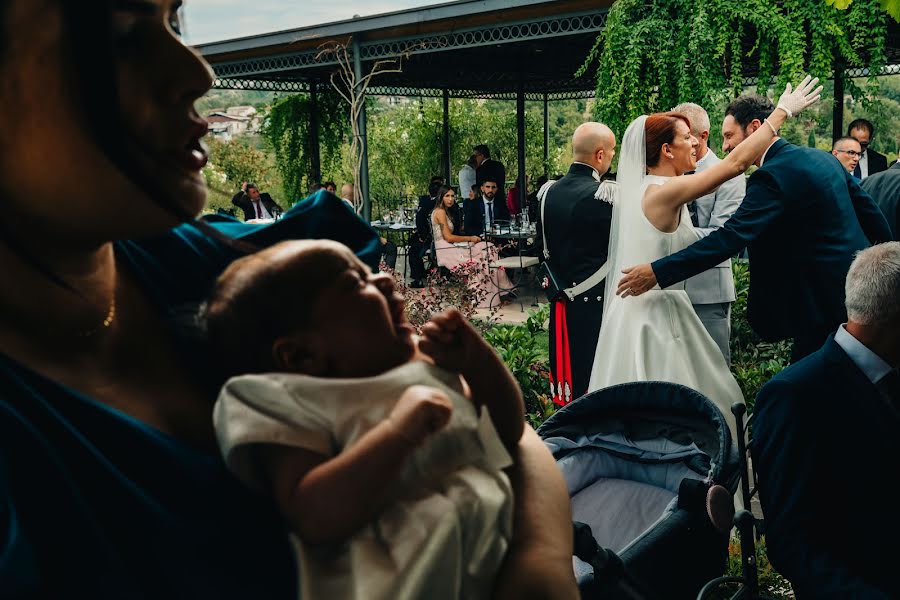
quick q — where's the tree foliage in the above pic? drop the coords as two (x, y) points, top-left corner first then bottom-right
(826, 0), (900, 21)
(316, 38), (421, 213)
(203, 135), (280, 213)
(366, 97), (564, 207)
(261, 91), (347, 203)
(205, 135), (271, 185)
(581, 0), (890, 139)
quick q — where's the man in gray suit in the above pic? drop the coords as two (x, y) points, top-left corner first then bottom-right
(673, 102), (746, 362)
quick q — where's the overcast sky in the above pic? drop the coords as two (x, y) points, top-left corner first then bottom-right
(183, 0), (442, 45)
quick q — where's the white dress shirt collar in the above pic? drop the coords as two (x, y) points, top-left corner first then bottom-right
(858, 150), (869, 179)
(758, 139), (779, 168)
(573, 161), (602, 182)
(834, 324), (893, 384)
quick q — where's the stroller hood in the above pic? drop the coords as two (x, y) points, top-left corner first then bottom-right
(538, 382), (740, 493)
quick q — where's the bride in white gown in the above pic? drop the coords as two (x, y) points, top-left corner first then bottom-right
(588, 76), (822, 441)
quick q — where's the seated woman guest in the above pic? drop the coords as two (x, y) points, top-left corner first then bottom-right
(0, 2), (577, 598)
(431, 186), (513, 307)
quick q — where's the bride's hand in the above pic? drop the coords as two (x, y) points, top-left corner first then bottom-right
(617, 264), (657, 298)
(776, 74), (823, 118)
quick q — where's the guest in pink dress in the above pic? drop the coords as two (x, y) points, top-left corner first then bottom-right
(430, 186), (513, 307)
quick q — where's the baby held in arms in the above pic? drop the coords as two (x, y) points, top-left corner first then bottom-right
(205, 240), (525, 600)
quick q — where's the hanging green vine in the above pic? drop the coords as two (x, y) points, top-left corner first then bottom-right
(262, 91), (347, 202)
(580, 0), (890, 138)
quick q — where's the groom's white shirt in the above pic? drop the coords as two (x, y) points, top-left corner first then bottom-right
(683, 148), (745, 305)
(757, 138), (779, 167)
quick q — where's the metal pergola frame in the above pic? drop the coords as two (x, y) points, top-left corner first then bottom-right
(197, 0), (900, 220)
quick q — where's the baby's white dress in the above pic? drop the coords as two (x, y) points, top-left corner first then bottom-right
(214, 360), (514, 600)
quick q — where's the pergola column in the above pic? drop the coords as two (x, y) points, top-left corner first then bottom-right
(309, 81), (321, 184)
(516, 82), (526, 216)
(832, 60), (845, 144)
(543, 93), (549, 177)
(442, 89), (451, 185)
(351, 37), (372, 221)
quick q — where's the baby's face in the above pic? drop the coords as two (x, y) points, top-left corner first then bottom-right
(309, 246), (416, 377)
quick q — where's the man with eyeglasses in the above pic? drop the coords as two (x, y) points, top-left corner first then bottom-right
(847, 118), (889, 180)
(832, 136), (863, 177)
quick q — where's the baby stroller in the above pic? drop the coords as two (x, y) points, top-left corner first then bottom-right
(537, 382), (741, 600)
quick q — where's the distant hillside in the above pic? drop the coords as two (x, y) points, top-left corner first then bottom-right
(197, 90), (279, 114)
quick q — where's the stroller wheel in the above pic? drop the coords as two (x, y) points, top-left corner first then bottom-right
(706, 485), (735, 534)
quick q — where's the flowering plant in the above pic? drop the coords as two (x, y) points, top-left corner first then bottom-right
(381, 252), (501, 334)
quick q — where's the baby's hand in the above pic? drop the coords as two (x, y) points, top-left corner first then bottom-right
(389, 385), (453, 447)
(419, 309), (492, 374)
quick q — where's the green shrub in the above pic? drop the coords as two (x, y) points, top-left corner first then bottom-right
(710, 536), (794, 599)
(483, 304), (556, 429)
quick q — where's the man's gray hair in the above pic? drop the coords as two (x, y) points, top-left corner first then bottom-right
(672, 102), (711, 136)
(845, 242), (900, 324)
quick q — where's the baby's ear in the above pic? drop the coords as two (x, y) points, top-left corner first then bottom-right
(272, 334), (324, 375)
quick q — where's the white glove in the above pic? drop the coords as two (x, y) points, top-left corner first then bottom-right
(776, 75), (823, 118)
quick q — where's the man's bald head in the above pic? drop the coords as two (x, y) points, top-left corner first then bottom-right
(572, 122), (616, 175)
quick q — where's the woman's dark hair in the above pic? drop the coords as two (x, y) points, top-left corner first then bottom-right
(725, 93), (774, 130)
(645, 112), (692, 168)
(432, 185), (459, 230)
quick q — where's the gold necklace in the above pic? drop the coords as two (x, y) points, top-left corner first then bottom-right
(74, 294), (117, 338)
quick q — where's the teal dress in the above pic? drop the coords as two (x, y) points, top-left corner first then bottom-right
(0, 192), (380, 598)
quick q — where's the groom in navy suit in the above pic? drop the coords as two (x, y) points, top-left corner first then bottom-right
(618, 93), (892, 362)
(751, 243), (900, 598)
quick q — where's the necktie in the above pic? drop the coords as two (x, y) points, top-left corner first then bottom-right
(487, 201), (493, 226)
(853, 160), (862, 179)
(253, 200), (261, 219)
(684, 171), (700, 227)
(687, 202), (699, 227)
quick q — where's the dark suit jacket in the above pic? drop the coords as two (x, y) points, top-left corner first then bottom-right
(751, 335), (899, 599)
(414, 195), (436, 244)
(866, 148), (889, 177)
(461, 195), (510, 236)
(861, 161), (900, 240)
(475, 159), (506, 193)
(231, 191), (283, 221)
(652, 140), (892, 344)
(544, 163), (613, 398)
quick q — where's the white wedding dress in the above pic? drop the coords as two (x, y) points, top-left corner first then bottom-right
(587, 117), (743, 442)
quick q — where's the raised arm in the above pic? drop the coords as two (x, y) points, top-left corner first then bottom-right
(649, 76), (821, 214)
(618, 171), (784, 296)
(260, 386), (453, 546)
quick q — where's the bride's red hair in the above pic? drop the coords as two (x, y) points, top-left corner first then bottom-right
(645, 112), (692, 168)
